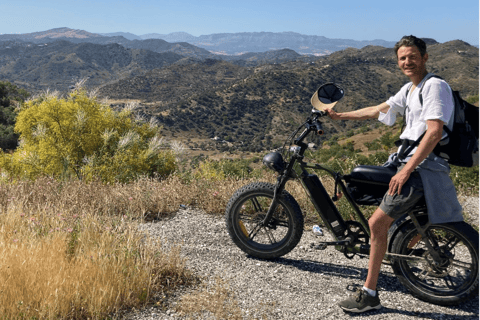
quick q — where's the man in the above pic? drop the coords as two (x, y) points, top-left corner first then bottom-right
(326, 35), (463, 313)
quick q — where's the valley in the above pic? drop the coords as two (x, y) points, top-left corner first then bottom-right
(0, 28), (478, 155)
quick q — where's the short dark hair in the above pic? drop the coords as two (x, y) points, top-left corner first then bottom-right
(394, 35), (427, 57)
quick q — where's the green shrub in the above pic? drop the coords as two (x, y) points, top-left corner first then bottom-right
(0, 89), (176, 183)
(379, 131), (400, 149)
(194, 158), (263, 181)
(465, 95), (479, 105)
(364, 140), (382, 151)
(450, 165), (479, 195)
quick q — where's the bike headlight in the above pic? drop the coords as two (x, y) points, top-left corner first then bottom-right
(262, 152), (285, 173)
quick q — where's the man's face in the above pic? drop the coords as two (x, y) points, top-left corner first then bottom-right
(397, 45), (428, 78)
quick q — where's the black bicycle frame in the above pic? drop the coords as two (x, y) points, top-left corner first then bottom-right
(261, 120), (371, 246)
(293, 159), (370, 240)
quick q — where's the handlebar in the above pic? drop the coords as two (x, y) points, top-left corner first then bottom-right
(315, 121), (324, 135)
(293, 110), (327, 150)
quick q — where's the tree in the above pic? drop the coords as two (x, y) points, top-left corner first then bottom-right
(0, 89), (176, 183)
(0, 81), (29, 151)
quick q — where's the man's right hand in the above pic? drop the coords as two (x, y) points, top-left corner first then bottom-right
(325, 108), (341, 120)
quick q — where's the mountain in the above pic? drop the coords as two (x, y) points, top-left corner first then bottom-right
(100, 32), (142, 40)
(5, 28), (395, 56)
(140, 32), (197, 42)
(98, 41), (478, 152)
(125, 39), (215, 59)
(0, 27), (103, 41)
(0, 38), (309, 93)
(223, 49), (303, 66)
(0, 28), (215, 60)
(0, 40), (185, 91)
(0, 28), (477, 152)
(134, 31), (398, 55)
(98, 59), (253, 104)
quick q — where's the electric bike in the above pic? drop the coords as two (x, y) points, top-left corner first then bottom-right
(225, 83), (479, 306)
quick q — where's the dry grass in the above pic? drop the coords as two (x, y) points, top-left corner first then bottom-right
(0, 173), (338, 319)
(0, 211), (192, 318)
(0, 177), (199, 319)
(178, 277), (243, 320)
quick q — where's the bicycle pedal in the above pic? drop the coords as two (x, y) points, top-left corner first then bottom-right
(310, 243), (328, 250)
(346, 284), (362, 292)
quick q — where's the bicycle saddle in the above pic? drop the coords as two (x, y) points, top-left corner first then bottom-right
(347, 165), (396, 184)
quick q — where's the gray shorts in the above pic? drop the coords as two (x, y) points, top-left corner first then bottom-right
(379, 167), (424, 220)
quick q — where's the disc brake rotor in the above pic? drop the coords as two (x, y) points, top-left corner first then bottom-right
(422, 249), (453, 278)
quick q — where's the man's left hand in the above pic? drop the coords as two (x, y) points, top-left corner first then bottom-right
(388, 168), (412, 196)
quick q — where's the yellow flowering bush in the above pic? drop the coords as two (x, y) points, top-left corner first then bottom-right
(0, 89), (176, 183)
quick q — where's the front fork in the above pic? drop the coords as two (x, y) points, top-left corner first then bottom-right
(261, 174), (289, 227)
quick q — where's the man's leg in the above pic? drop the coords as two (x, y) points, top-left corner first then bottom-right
(364, 207), (394, 291)
(338, 169), (424, 313)
(338, 207), (393, 313)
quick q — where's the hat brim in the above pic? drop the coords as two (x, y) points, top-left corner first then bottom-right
(311, 91), (339, 111)
(311, 83), (344, 111)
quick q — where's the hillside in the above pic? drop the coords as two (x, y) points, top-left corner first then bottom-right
(115, 31), (399, 55)
(0, 28), (399, 56)
(98, 59), (254, 105)
(0, 28), (216, 61)
(0, 38), (312, 93)
(0, 27), (103, 41)
(0, 29), (477, 153)
(0, 41), (185, 91)
(98, 40), (479, 152)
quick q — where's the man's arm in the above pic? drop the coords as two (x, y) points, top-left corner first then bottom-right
(388, 119), (444, 196)
(326, 102), (390, 120)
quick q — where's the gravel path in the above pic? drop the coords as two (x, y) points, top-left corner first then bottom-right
(124, 197), (479, 320)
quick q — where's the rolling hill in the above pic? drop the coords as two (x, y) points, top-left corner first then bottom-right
(98, 41), (478, 152)
(0, 28), (477, 153)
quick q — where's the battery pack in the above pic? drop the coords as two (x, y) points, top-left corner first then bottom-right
(301, 174), (347, 237)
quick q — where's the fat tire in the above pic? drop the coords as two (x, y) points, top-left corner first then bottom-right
(391, 221), (479, 305)
(225, 182), (304, 259)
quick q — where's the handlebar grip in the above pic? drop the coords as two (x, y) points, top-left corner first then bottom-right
(315, 121), (324, 135)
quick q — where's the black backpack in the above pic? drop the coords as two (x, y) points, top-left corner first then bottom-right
(398, 75), (479, 167)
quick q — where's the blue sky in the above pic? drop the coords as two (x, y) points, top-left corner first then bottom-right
(2, 0), (479, 44)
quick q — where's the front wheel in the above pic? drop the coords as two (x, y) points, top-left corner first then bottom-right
(225, 182), (304, 259)
(391, 221), (479, 305)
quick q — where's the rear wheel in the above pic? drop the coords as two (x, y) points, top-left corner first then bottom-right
(391, 221), (479, 305)
(225, 182), (304, 259)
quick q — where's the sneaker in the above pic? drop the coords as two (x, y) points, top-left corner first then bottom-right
(338, 288), (382, 313)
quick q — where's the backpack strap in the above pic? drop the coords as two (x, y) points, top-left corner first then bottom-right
(418, 74), (443, 105)
(400, 82), (414, 133)
(397, 74), (446, 161)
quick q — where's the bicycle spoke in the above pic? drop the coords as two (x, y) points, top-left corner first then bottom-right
(444, 237), (461, 252)
(274, 218), (289, 228)
(248, 223), (263, 241)
(228, 184), (303, 261)
(391, 220), (478, 304)
(418, 269), (430, 281)
(443, 275), (459, 289)
(265, 228), (277, 244)
(451, 259), (473, 270)
(250, 197), (262, 212)
(239, 213), (260, 222)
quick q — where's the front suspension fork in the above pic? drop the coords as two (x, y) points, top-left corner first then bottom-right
(261, 175), (288, 226)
